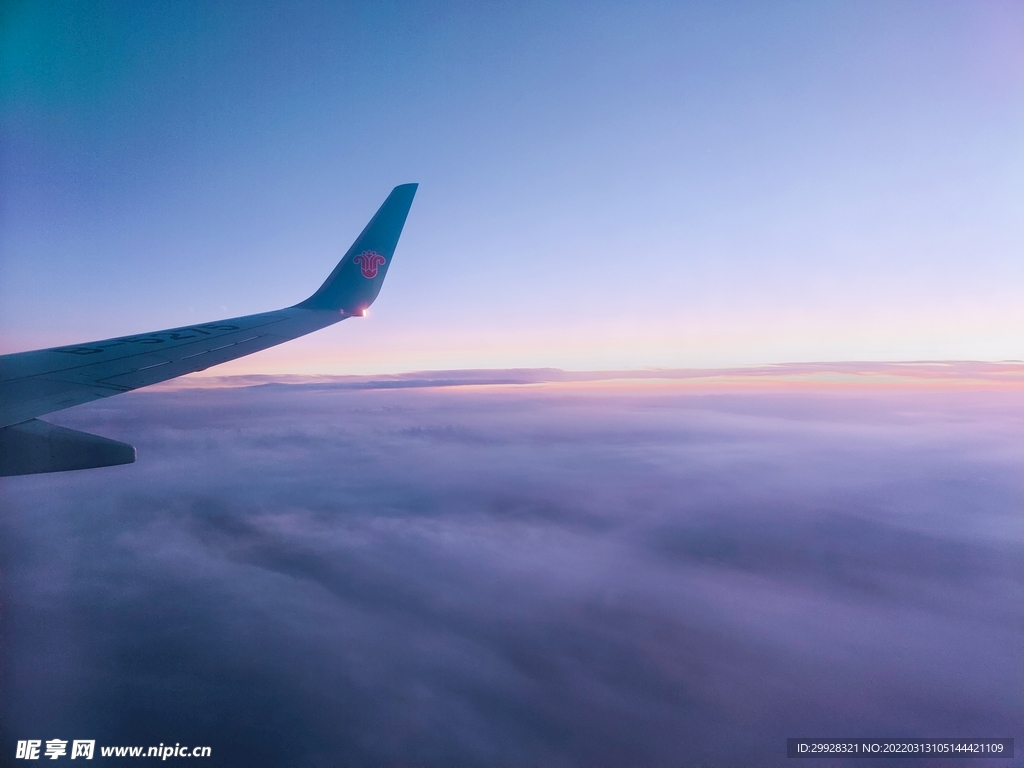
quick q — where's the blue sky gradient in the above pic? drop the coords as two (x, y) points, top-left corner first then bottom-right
(3, 0), (1023, 371)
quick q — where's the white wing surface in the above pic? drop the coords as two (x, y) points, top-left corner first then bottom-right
(0, 183), (417, 476)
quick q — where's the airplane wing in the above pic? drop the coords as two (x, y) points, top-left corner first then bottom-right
(0, 183), (417, 476)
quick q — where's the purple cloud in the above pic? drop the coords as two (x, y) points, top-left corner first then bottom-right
(2, 376), (1022, 765)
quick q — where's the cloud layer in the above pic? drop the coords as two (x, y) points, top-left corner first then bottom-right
(3, 380), (1023, 766)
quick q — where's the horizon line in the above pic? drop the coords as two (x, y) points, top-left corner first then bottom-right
(149, 360), (1024, 392)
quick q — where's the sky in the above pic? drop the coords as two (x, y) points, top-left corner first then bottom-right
(2, 375), (1023, 765)
(2, 0), (1024, 373)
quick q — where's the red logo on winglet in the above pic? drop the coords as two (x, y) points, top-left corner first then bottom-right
(354, 251), (386, 278)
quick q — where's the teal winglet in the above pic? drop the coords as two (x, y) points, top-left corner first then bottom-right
(298, 183), (418, 314)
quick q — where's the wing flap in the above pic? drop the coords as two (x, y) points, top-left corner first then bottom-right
(0, 419), (136, 477)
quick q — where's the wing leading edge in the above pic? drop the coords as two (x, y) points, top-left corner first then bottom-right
(0, 183), (417, 476)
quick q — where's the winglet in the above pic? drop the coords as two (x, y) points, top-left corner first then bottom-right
(298, 183), (418, 313)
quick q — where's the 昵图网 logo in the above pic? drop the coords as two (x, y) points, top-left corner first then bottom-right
(353, 251), (386, 278)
